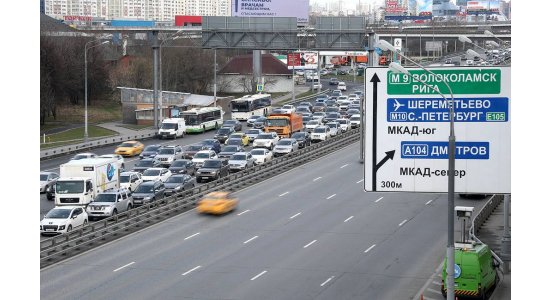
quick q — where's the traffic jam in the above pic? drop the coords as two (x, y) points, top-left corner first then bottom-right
(40, 88), (363, 236)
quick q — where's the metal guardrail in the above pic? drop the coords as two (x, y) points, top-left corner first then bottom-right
(40, 130), (157, 160)
(469, 194), (505, 271)
(40, 127), (361, 268)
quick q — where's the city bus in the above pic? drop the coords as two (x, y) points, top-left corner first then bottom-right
(230, 94), (272, 121)
(179, 107), (223, 133)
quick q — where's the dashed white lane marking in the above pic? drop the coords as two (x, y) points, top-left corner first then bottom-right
(290, 212), (302, 219)
(356, 179), (364, 183)
(364, 244), (376, 253)
(375, 197), (384, 203)
(113, 261), (135, 272)
(184, 232), (200, 240)
(279, 192), (289, 197)
(237, 209), (250, 216)
(340, 164), (349, 168)
(399, 219), (408, 227)
(243, 236), (258, 244)
(250, 270), (267, 281)
(182, 266), (201, 276)
(313, 177), (322, 181)
(327, 194), (336, 199)
(344, 216), (354, 223)
(320, 276), (335, 287)
(303, 240), (317, 248)
(425, 199), (434, 205)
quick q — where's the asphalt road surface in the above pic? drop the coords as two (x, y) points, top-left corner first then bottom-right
(41, 142), (488, 300)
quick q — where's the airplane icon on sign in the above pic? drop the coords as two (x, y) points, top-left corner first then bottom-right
(393, 99), (404, 111)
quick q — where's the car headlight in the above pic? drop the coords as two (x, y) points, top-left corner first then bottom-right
(144, 197), (151, 201)
(174, 186), (181, 190)
(58, 225), (66, 230)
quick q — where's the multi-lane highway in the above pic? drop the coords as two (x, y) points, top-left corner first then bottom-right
(41, 140), (488, 299)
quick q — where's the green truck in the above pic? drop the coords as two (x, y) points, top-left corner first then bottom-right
(441, 243), (499, 299)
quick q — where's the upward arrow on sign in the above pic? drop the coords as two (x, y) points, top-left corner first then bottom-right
(370, 73), (380, 191)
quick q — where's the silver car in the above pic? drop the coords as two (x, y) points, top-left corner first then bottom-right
(40, 171), (59, 193)
(228, 152), (255, 172)
(273, 138), (299, 157)
(86, 188), (133, 220)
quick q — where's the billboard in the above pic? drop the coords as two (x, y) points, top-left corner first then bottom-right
(287, 51), (318, 70)
(467, 1), (501, 13)
(386, 1), (433, 17)
(231, 0), (309, 23)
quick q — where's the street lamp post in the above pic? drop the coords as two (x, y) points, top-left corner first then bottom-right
(84, 39), (110, 144)
(458, 35), (491, 57)
(377, 39), (456, 300)
(159, 30), (184, 123)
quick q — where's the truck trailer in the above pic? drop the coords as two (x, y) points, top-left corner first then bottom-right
(264, 113), (303, 138)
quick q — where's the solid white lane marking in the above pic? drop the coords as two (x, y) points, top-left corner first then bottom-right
(279, 192), (289, 197)
(113, 261), (135, 272)
(344, 216), (354, 223)
(340, 164), (349, 168)
(182, 266), (201, 276)
(250, 270), (267, 281)
(320, 276), (335, 287)
(326, 194), (336, 199)
(364, 244), (376, 253)
(356, 179), (364, 183)
(425, 199), (434, 205)
(184, 232), (200, 240)
(375, 197), (384, 203)
(399, 219), (408, 227)
(427, 288), (440, 294)
(237, 209), (250, 216)
(313, 177), (322, 181)
(290, 212), (302, 219)
(303, 240), (317, 248)
(244, 236), (258, 244)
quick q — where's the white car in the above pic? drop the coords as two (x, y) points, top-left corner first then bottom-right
(250, 148), (273, 164)
(40, 171), (59, 193)
(280, 105), (296, 114)
(349, 114), (361, 128)
(40, 206), (88, 236)
(326, 122), (343, 137)
(192, 150), (218, 168)
(252, 132), (280, 150)
(336, 95), (349, 105)
(336, 118), (350, 132)
(120, 171), (143, 192)
(305, 119), (322, 132)
(312, 81), (323, 90)
(337, 82), (347, 91)
(311, 126), (331, 142)
(142, 168), (172, 182)
(70, 152), (97, 161)
(99, 154), (125, 169)
(273, 138), (299, 157)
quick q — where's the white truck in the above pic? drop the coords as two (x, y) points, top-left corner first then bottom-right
(55, 157), (120, 206)
(157, 118), (186, 139)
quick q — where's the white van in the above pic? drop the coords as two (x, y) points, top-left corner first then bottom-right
(158, 118), (186, 139)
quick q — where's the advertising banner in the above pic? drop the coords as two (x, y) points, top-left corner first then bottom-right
(288, 51), (318, 70)
(232, 0), (309, 23)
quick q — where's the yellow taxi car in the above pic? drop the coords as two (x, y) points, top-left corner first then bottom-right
(197, 191), (238, 215)
(114, 140), (145, 157)
(225, 133), (250, 146)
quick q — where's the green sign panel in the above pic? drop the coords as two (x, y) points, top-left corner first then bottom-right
(387, 69), (501, 95)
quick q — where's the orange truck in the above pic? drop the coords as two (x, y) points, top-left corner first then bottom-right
(264, 113), (303, 138)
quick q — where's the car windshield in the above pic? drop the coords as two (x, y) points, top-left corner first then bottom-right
(222, 146), (239, 152)
(338, 119), (347, 124)
(166, 176), (184, 183)
(201, 140), (215, 146)
(143, 169), (161, 176)
(230, 154), (247, 160)
(135, 184), (154, 193)
(159, 148), (175, 155)
(282, 105), (292, 109)
(278, 140), (292, 145)
(119, 142), (135, 147)
(257, 134), (273, 139)
(187, 145), (203, 151)
(292, 133), (305, 138)
(136, 160), (154, 167)
(161, 123), (177, 130)
(224, 120), (237, 125)
(72, 154), (87, 160)
(55, 181), (84, 194)
(248, 116), (260, 120)
(307, 121), (319, 125)
(217, 128), (231, 134)
(120, 175), (130, 183)
(328, 123), (337, 128)
(327, 113), (339, 118)
(266, 119), (288, 127)
(314, 127), (327, 133)
(203, 160), (221, 168)
(144, 145), (160, 152)
(251, 149), (265, 155)
(45, 208), (71, 219)
(171, 161), (188, 167)
(350, 116), (360, 121)
(314, 103), (325, 107)
(245, 130), (260, 135)
(195, 152), (210, 158)
(94, 193), (117, 203)
(227, 139), (241, 145)
(40, 174), (48, 181)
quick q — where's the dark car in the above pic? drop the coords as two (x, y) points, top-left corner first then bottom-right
(168, 159), (196, 175)
(132, 181), (165, 206)
(222, 119), (242, 131)
(345, 109), (360, 118)
(312, 102), (327, 112)
(326, 106), (340, 114)
(200, 139), (222, 153)
(213, 127), (235, 143)
(253, 116), (267, 129)
(296, 106), (311, 115)
(299, 101), (313, 111)
(329, 78), (339, 85)
(164, 174), (196, 197)
(183, 144), (208, 159)
(195, 159), (230, 183)
(132, 158), (161, 174)
(139, 144), (161, 159)
(325, 99), (337, 107)
(218, 145), (245, 159)
(302, 116), (312, 126)
(324, 112), (340, 124)
(291, 131), (311, 148)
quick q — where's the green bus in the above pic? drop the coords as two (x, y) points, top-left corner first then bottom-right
(180, 107), (223, 133)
